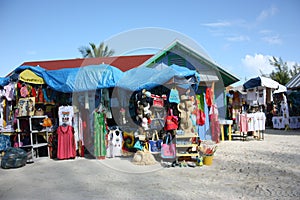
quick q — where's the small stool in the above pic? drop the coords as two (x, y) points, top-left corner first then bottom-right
(219, 119), (233, 141)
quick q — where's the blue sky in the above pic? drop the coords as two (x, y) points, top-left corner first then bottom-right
(1, 0), (300, 86)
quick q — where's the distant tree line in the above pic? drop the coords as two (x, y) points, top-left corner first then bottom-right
(261, 56), (300, 85)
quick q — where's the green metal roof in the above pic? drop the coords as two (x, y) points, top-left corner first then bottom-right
(144, 40), (239, 87)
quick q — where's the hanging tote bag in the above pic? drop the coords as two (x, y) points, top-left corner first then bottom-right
(161, 133), (176, 159)
(149, 131), (162, 153)
(169, 88), (180, 104)
(164, 109), (178, 131)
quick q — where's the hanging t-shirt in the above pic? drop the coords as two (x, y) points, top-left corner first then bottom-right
(256, 112), (266, 131)
(257, 89), (266, 105)
(4, 83), (15, 101)
(58, 106), (74, 126)
(246, 89), (257, 105)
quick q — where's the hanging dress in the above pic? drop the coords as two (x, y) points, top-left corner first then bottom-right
(209, 104), (220, 143)
(57, 125), (76, 159)
(94, 112), (106, 159)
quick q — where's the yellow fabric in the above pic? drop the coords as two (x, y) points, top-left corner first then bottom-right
(19, 69), (45, 84)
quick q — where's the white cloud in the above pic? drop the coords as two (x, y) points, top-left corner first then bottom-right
(226, 35), (250, 42)
(202, 21), (231, 27)
(257, 5), (278, 22)
(259, 29), (273, 34)
(261, 35), (282, 45)
(241, 54), (274, 76)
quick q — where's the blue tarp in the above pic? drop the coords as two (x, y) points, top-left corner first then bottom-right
(117, 64), (200, 91)
(42, 65), (123, 92)
(4, 64), (124, 93)
(1, 63), (200, 93)
(0, 77), (10, 87)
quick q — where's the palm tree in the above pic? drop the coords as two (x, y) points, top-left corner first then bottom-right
(79, 42), (115, 58)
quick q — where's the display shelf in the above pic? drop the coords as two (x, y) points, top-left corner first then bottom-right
(22, 143), (48, 148)
(175, 131), (199, 159)
(17, 115), (50, 160)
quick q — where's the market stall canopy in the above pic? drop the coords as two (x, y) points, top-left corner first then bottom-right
(116, 64), (200, 91)
(273, 84), (287, 94)
(43, 64), (124, 92)
(19, 69), (45, 84)
(9, 64), (124, 93)
(243, 76), (280, 90)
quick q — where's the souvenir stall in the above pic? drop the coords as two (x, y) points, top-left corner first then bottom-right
(48, 64), (123, 160)
(277, 72), (300, 129)
(241, 76), (278, 139)
(114, 64), (219, 166)
(271, 85), (291, 129)
(285, 91), (300, 129)
(0, 64), (124, 163)
(0, 67), (57, 161)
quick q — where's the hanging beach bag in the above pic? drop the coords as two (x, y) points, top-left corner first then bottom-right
(161, 133), (176, 159)
(149, 131), (162, 153)
(152, 94), (167, 108)
(164, 109), (178, 131)
(169, 88), (180, 104)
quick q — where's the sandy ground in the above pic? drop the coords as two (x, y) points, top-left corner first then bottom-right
(1, 128), (300, 200)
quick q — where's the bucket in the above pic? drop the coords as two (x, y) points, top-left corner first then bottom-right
(203, 155), (214, 166)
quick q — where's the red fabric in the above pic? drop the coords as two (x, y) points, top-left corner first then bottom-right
(31, 87), (36, 98)
(57, 125), (76, 159)
(196, 109), (206, 126)
(206, 88), (213, 107)
(37, 87), (44, 103)
(209, 105), (220, 143)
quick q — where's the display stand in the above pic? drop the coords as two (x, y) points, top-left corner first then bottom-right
(175, 131), (199, 158)
(16, 115), (50, 161)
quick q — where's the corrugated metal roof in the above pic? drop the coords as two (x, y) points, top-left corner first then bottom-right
(286, 72), (300, 89)
(20, 55), (153, 72)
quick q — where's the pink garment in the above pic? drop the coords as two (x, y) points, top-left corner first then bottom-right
(239, 114), (248, 133)
(20, 86), (29, 97)
(57, 125), (76, 159)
